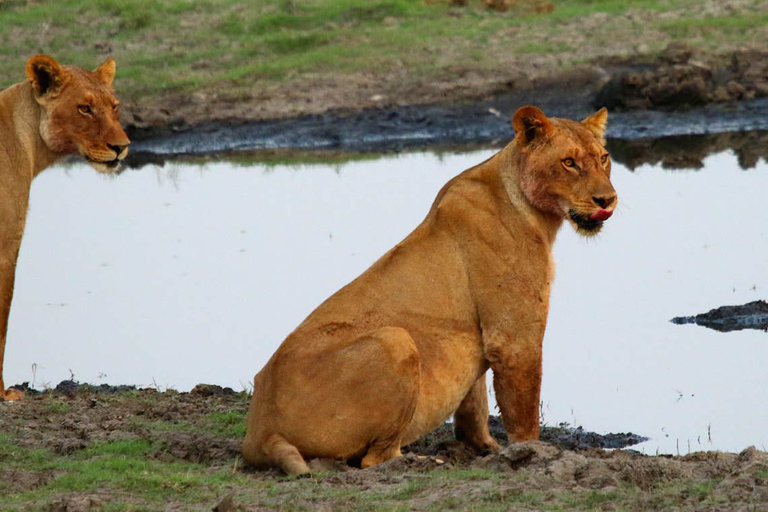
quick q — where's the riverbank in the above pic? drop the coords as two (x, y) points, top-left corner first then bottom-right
(1, 383), (766, 511)
(124, 42), (768, 164)
(3, 0), (768, 160)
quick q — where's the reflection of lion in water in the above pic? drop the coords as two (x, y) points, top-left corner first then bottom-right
(0, 55), (130, 401)
(243, 106), (617, 475)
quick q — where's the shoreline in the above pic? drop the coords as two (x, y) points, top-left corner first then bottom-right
(122, 45), (768, 164)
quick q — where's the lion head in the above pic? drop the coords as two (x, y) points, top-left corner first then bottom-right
(25, 55), (130, 174)
(512, 106), (617, 236)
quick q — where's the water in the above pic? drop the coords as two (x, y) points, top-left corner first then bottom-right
(6, 149), (768, 455)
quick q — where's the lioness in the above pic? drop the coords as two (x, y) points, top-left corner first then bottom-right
(242, 106), (617, 475)
(0, 55), (130, 401)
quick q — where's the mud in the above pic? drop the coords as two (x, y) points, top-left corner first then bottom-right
(1, 383), (766, 510)
(671, 300), (768, 333)
(596, 44), (768, 111)
(123, 45), (768, 166)
(125, 93), (768, 168)
(5, 381), (643, 464)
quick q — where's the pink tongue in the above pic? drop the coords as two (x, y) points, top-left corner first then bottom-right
(590, 209), (613, 221)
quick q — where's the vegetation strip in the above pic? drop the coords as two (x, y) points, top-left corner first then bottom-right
(3, 0), (768, 132)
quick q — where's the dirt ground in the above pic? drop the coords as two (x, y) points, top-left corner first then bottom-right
(2, 383), (767, 511)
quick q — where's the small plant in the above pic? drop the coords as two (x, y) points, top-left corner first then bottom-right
(46, 400), (72, 414)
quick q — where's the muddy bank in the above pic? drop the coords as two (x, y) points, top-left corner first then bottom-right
(126, 93), (768, 167)
(124, 46), (768, 165)
(672, 300), (768, 333)
(7, 381), (644, 457)
(597, 44), (768, 112)
(1, 383), (767, 511)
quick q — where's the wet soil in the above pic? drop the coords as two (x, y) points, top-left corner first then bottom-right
(2, 383), (767, 510)
(672, 300), (768, 333)
(124, 45), (768, 166)
(5, 381), (644, 465)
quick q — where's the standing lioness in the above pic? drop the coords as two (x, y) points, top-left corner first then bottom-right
(243, 107), (617, 475)
(0, 55), (130, 401)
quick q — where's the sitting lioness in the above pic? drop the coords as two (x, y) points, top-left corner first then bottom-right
(242, 106), (617, 475)
(0, 55), (130, 401)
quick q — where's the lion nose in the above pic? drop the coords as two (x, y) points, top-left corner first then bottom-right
(592, 194), (616, 209)
(108, 143), (128, 156)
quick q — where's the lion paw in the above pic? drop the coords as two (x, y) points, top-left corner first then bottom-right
(466, 437), (502, 455)
(2, 388), (25, 401)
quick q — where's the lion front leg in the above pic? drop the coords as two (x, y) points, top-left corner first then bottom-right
(0, 257), (24, 402)
(454, 374), (501, 453)
(485, 329), (544, 442)
(491, 361), (541, 441)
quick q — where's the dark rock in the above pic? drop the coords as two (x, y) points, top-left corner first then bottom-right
(540, 423), (649, 450)
(191, 383), (236, 397)
(54, 380), (79, 398)
(671, 300), (768, 332)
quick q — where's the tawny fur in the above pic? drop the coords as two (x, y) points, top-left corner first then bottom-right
(0, 55), (130, 401)
(242, 106), (617, 475)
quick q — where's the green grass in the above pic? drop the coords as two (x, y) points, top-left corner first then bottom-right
(660, 11), (768, 41)
(1, 0), (764, 105)
(207, 410), (248, 437)
(45, 399), (72, 414)
(0, 427), (756, 511)
(0, 435), (252, 510)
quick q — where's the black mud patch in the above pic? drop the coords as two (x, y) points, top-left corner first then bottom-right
(672, 300), (768, 333)
(126, 94), (768, 167)
(401, 416), (647, 466)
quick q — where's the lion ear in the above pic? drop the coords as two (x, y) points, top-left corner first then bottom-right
(512, 106), (552, 146)
(94, 57), (116, 87)
(26, 55), (68, 99)
(582, 107), (608, 141)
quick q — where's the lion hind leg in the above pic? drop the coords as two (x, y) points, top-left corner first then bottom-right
(262, 434), (311, 476)
(244, 326), (420, 473)
(355, 326), (420, 468)
(361, 439), (404, 469)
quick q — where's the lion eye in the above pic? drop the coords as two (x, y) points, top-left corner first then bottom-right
(601, 154), (610, 165)
(562, 158), (576, 168)
(78, 105), (93, 115)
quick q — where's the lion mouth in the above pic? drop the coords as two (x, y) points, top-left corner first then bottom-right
(569, 210), (606, 234)
(103, 158), (121, 170)
(86, 157), (123, 173)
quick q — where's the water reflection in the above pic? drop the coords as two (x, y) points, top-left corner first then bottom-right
(127, 126), (768, 173)
(606, 130), (768, 170)
(7, 149), (768, 455)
